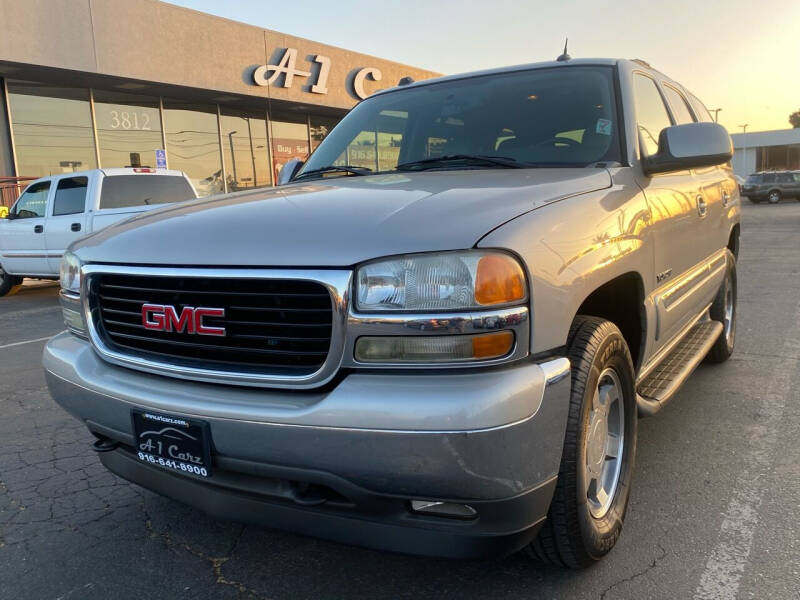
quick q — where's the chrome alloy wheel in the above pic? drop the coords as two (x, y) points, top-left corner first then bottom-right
(723, 274), (735, 348)
(584, 367), (625, 519)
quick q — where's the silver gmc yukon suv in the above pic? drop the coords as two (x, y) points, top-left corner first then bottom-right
(44, 58), (740, 568)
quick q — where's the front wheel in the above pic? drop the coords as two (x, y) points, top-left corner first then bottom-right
(0, 267), (20, 296)
(705, 253), (737, 363)
(528, 316), (637, 568)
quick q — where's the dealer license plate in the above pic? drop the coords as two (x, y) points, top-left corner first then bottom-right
(131, 410), (212, 478)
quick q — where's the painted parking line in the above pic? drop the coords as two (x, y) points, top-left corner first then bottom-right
(0, 332), (64, 350)
(693, 299), (800, 600)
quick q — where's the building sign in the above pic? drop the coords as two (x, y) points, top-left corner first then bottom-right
(253, 48), (391, 100)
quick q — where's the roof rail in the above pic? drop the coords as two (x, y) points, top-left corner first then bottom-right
(631, 58), (652, 68)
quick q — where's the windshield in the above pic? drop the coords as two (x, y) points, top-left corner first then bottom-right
(299, 66), (621, 178)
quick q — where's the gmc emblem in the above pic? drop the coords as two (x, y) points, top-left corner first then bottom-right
(141, 304), (226, 336)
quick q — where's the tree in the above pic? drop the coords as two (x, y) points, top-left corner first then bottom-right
(790, 110), (800, 128)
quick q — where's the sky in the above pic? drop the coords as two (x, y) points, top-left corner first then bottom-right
(166, 0), (800, 134)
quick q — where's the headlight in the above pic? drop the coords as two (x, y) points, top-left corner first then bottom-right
(59, 251), (81, 294)
(59, 252), (85, 336)
(356, 251), (526, 312)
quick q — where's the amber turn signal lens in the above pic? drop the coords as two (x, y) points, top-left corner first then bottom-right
(474, 254), (526, 305)
(472, 330), (514, 359)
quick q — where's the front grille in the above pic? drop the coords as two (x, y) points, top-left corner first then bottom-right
(91, 273), (333, 375)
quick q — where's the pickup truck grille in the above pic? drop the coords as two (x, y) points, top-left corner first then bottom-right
(91, 273), (333, 375)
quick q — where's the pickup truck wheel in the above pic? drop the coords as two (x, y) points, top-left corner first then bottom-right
(767, 190), (781, 204)
(528, 316), (637, 568)
(704, 255), (737, 363)
(0, 267), (19, 296)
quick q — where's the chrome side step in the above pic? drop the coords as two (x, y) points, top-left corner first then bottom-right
(636, 320), (723, 417)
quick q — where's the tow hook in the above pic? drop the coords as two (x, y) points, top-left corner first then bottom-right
(91, 436), (120, 453)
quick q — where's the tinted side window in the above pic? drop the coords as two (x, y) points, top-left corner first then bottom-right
(745, 174), (761, 184)
(689, 94), (714, 123)
(762, 173), (777, 184)
(776, 173), (792, 183)
(99, 175), (195, 209)
(793, 174), (800, 183)
(662, 85), (696, 125)
(53, 176), (88, 216)
(633, 74), (673, 157)
(13, 181), (50, 219)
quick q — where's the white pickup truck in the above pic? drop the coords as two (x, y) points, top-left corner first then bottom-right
(0, 168), (196, 295)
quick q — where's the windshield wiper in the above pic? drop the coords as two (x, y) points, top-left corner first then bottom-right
(293, 165), (372, 181)
(395, 154), (526, 171)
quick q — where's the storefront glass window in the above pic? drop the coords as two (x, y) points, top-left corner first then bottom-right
(270, 112), (309, 183)
(220, 107), (271, 190)
(6, 80), (97, 177)
(309, 115), (340, 152)
(163, 100), (223, 196)
(93, 91), (162, 169)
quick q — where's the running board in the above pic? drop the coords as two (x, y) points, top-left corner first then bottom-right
(636, 320), (723, 417)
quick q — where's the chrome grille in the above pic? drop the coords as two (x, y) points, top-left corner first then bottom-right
(91, 273), (333, 375)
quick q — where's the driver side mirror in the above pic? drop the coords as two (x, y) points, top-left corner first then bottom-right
(277, 159), (304, 186)
(643, 122), (733, 176)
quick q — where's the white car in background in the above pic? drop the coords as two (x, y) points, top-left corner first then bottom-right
(0, 168), (197, 295)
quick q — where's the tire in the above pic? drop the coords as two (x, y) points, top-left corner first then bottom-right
(0, 266), (19, 296)
(705, 253), (737, 363)
(528, 316), (637, 568)
(767, 189), (782, 204)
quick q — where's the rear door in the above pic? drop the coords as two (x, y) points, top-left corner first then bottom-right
(45, 175), (90, 271)
(664, 85), (730, 265)
(632, 74), (700, 350)
(0, 180), (51, 275)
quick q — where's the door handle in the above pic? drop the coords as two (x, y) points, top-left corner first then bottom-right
(696, 195), (707, 217)
(34, 224), (43, 233)
(70, 223), (82, 232)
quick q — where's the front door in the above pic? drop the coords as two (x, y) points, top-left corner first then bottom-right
(0, 180), (51, 275)
(45, 175), (89, 272)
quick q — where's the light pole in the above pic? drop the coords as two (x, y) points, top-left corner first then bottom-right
(227, 131), (238, 190)
(710, 108), (722, 122)
(738, 124), (749, 175)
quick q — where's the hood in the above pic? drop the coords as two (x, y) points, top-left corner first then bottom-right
(72, 169), (611, 266)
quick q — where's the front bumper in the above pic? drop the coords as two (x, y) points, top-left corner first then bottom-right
(44, 332), (571, 558)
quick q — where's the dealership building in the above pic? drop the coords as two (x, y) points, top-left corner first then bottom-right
(0, 0), (438, 200)
(730, 128), (800, 178)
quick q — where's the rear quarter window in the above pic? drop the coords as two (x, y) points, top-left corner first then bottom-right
(99, 175), (195, 210)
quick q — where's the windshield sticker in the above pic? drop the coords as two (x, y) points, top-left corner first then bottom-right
(596, 119), (612, 136)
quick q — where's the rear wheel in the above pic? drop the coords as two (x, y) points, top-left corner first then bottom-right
(528, 316), (637, 568)
(705, 254), (737, 363)
(767, 189), (782, 204)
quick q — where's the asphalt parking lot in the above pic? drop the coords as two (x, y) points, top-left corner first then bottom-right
(1, 201), (799, 600)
